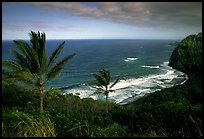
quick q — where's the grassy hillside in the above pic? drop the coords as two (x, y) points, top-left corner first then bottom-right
(2, 72), (202, 137)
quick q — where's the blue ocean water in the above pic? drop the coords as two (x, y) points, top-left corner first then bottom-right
(2, 39), (187, 104)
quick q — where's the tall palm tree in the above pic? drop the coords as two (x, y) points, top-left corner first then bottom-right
(92, 68), (119, 114)
(3, 31), (75, 112)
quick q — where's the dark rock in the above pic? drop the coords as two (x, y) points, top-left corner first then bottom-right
(168, 47), (188, 73)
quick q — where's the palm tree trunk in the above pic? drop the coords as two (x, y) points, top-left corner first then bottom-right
(39, 79), (44, 112)
(105, 94), (108, 114)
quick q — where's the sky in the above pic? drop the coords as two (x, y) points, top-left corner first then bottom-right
(2, 2), (202, 40)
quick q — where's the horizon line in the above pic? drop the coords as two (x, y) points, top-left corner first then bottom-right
(2, 38), (182, 41)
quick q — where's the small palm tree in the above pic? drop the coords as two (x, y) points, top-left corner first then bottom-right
(3, 31), (75, 112)
(92, 68), (119, 114)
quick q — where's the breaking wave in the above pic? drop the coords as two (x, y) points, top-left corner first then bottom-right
(62, 61), (188, 105)
(124, 57), (138, 62)
(141, 65), (160, 69)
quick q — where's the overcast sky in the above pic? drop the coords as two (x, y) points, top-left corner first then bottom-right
(2, 2), (202, 40)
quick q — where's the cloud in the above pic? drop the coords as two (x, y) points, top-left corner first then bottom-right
(22, 2), (103, 18)
(144, 2), (202, 28)
(3, 2), (202, 40)
(3, 19), (80, 32)
(22, 2), (201, 30)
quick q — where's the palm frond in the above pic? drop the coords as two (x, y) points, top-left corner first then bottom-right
(46, 53), (75, 80)
(31, 48), (40, 74)
(39, 34), (47, 74)
(98, 69), (110, 86)
(88, 87), (105, 97)
(105, 69), (110, 85)
(2, 60), (22, 71)
(3, 70), (35, 85)
(104, 69), (110, 83)
(47, 41), (65, 69)
(30, 31), (40, 53)
(92, 74), (105, 86)
(87, 80), (98, 86)
(10, 49), (33, 73)
(30, 31), (41, 62)
(93, 80), (104, 87)
(109, 79), (119, 89)
(29, 31), (47, 74)
(13, 40), (32, 62)
(46, 66), (62, 81)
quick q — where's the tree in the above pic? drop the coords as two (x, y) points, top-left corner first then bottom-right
(3, 31), (75, 112)
(169, 32), (202, 74)
(92, 68), (119, 114)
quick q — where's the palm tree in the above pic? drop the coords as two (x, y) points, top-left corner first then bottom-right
(3, 31), (75, 112)
(92, 68), (119, 114)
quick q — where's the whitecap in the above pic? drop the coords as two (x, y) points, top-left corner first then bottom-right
(141, 65), (160, 69)
(63, 61), (188, 105)
(124, 57), (138, 62)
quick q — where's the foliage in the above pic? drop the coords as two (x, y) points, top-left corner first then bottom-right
(2, 109), (56, 137)
(95, 123), (131, 137)
(2, 73), (202, 137)
(123, 73), (202, 137)
(2, 83), (39, 110)
(2, 31), (75, 112)
(178, 32), (202, 73)
(2, 32), (202, 137)
(169, 32), (202, 74)
(92, 68), (119, 113)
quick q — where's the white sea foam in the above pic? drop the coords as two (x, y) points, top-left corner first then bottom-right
(124, 57), (138, 62)
(141, 65), (160, 69)
(64, 61), (188, 105)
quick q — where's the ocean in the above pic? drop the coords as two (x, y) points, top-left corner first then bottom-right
(2, 39), (187, 105)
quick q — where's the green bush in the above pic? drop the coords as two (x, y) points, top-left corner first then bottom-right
(95, 123), (131, 137)
(2, 83), (38, 109)
(2, 110), (56, 137)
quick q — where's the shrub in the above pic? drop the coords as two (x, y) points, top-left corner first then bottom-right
(2, 83), (38, 109)
(95, 123), (131, 137)
(2, 110), (56, 137)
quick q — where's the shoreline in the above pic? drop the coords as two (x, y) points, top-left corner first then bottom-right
(58, 64), (188, 105)
(123, 75), (189, 106)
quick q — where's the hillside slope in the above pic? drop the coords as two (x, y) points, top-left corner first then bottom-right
(168, 32), (202, 74)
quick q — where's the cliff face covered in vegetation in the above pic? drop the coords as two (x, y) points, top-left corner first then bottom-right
(168, 32), (202, 74)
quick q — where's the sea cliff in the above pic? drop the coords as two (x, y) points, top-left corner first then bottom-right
(168, 32), (202, 74)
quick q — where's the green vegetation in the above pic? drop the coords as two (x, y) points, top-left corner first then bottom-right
(2, 109), (56, 137)
(2, 32), (202, 137)
(3, 31), (75, 112)
(2, 73), (202, 137)
(169, 32), (202, 74)
(91, 68), (119, 114)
